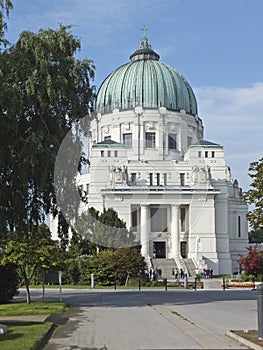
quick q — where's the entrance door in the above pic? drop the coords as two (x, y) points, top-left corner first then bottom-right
(180, 241), (187, 258)
(153, 242), (166, 258)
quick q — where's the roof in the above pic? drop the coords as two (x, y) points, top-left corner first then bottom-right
(190, 140), (223, 148)
(95, 34), (197, 116)
(92, 139), (126, 148)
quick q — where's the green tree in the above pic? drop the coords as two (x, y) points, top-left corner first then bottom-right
(0, 25), (95, 237)
(244, 157), (263, 230)
(74, 207), (136, 250)
(0, 0), (13, 46)
(78, 247), (146, 286)
(111, 247), (146, 285)
(0, 224), (66, 303)
(249, 229), (263, 243)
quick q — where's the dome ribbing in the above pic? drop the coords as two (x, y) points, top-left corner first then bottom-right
(96, 34), (198, 116)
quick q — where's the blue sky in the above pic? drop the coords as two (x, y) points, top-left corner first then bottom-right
(5, 0), (263, 190)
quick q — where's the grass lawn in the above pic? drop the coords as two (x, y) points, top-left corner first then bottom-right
(0, 302), (68, 350)
(0, 321), (52, 350)
(0, 302), (68, 317)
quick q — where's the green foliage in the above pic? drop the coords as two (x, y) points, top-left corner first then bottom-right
(61, 258), (81, 285)
(0, 263), (19, 302)
(249, 229), (263, 243)
(0, 0), (13, 46)
(0, 224), (66, 303)
(64, 207), (143, 285)
(74, 207), (136, 250)
(244, 157), (263, 230)
(0, 24), (95, 238)
(240, 273), (262, 282)
(63, 247), (146, 286)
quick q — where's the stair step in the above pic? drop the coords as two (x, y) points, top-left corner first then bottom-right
(152, 258), (178, 279)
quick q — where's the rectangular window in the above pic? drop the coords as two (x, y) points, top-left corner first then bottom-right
(205, 151), (208, 158)
(123, 133), (132, 148)
(211, 151), (215, 158)
(146, 132), (155, 148)
(156, 173), (160, 186)
(163, 173), (167, 186)
(168, 133), (177, 149)
(131, 173), (136, 184)
(114, 150), (118, 157)
(180, 173), (185, 186)
(181, 207), (186, 232)
(107, 150), (111, 157)
(149, 173), (153, 186)
(101, 150), (104, 157)
(238, 216), (241, 237)
(131, 207), (138, 231)
(198, 151), (202, 158)
(151, 207), (167, 232)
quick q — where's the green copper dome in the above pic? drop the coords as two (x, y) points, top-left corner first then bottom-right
(96, 33), (198, 116)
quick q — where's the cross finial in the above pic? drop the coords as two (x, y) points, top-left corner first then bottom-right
(141, 25), (148, 38)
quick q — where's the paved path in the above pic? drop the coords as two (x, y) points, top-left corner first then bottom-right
(15, 288), (256, 350)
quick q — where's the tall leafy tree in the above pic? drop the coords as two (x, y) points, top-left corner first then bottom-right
(74, 207), (136, 250)
(0, 0), (13, 46)
(244, 157), (263, 230)
(79, 247), (146, 286)
(0, 25), (95, 237)
(0, 224), (66, 303)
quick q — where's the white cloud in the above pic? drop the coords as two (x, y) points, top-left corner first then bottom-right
(194, 83), (263, 189)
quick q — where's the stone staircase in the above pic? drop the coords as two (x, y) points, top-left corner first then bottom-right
(183, 258), (197, 278)
(151, 258), (178, 279)
(151, 257), (197, 279)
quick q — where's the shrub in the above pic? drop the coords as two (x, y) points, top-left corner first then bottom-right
(0, 263), (19, 303)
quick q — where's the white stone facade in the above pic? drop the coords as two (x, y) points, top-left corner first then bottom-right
(52, 34), (249, 275)
(76, 107), (248, 275)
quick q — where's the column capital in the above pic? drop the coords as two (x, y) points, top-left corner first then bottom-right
(171, 204), (180, 209)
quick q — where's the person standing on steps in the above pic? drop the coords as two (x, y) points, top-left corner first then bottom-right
(180, 268), (184, 279)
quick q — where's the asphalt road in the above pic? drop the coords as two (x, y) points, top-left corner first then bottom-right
(17, 288), (258, 350)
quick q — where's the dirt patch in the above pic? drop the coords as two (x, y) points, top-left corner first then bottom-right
(230, 330), (263, 349)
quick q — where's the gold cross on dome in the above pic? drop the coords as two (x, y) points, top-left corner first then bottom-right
(141, 25), (148, 37)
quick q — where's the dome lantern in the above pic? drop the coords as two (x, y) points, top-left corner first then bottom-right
(130, 26), (160, 62)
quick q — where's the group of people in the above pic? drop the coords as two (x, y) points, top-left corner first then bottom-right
(201, 268), (213, 279)
(148, 267), (162, 280)
(172, 268), (186, 279)
(148, 266), (214, 281)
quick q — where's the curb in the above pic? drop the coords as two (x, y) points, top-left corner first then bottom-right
(33, 323), (56, 350)
(226, 330), (263, 350)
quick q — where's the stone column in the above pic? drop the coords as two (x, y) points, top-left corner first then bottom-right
(171, 205), (180, 258)
(140, 205), (149, 258)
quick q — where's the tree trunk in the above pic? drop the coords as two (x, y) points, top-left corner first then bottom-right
(24, 278), (31, 304)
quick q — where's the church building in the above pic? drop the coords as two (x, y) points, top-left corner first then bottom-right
(69, 31), (248, 275)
